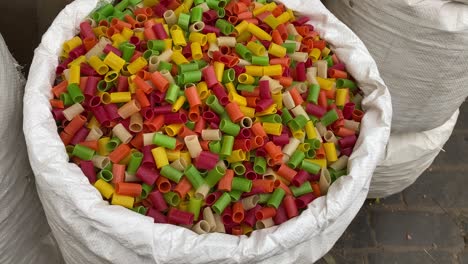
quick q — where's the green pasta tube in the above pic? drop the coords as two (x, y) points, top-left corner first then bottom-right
(215, 19), (234, 35)
(188, 197), (203, 220)
(185, 121), (195, 130)
(209, 140), (221, 154)
(305, 148), (316, 159)
(307, 84), (320, 104)
(289, 115), (308, 131)
(258, 193), (271, 204)
(178, 62), (199, 73)
(236, 84), (256, 92)
(251, 55), (269, 65)
(143, 49), (159, 59)
(231, 177), (252, 192)
(160, 165), (183, 183)
(182, 70), (202, 84)
(267, 188), (285, 209)
(165, 83), (180, 104)
(301, 160), (321, 174)
(131, 206), (148, 215)
(253, 156), (267, 174)
(336, 78), (357, 91)
(228, 190), (243, 201)
(178, 13), (191, 31)
(127, 151), (143, 175)
(106, 137), (121, 151)
(235, 43), (253, 61)
(153, 133), (177, 149)
(206, 95), (225, 114)
(190, 7), (203, 23)
(184, 164), (206, 189)
(282, 42), (296, 54)
(259, 114), (282, 123)
(212, 192), (232, 214)
(115, 0), (129, 11)
(72, 144), (95, 160)
(205, 166), (226, 187)
(290, 181), (313, 197)
(67, 83), (85, 103)
(323, 55), (334, 67)
(220, 135), (234, 157)
(222, 69), (235, 83)
(97, 169), (113, 182)
(287, 150), (305, 169)
(281, 108), (294, 125)
(163, 191), (181, 206)
(97, 80), (112, 92)
(321, 109), (339, 127)
(158, 61), (173, 71)
(231, 162), (245, 175)
(120, 42), (135, 62)
(147, 40), (166, 52)
(220, 119), (240, 136)
(60, 93), (73, 106)
(140, 183), (153, 199)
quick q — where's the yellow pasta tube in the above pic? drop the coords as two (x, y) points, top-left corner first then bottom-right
(323, 142), (338, 163)
(316, 77), (334, 91)
(69, 65), (80, 84)
(171, 29), (187, 46)
(88, 55), (109, 75)
(68, 56), (86, 67)
(103, 52), (126, 71)
(305, 121), (318, 139)
(127, 57), (148, 75)
(238, 73), (255, 84)
(188, 32), (207, 45)
(226, 150), (246, 163)
(98, 137), (110, 156)
(247, 23), (272, 41)
(172, 96), (186, 112)
(263, 65), (282, 76)
(246, 41), (266, 56)
(228, 92), (247, 107)
(164, 124), (183, 136)
(268, 43), (287, 58)
(196, 81), (209, 100)
(152, 147), (169, 168)
(213, 61), (225, 82)
(234, 20), (249, 35)
(262, 122), (282, 136)
(94, 179), (115, 199)
(171, 52), (189, 65)
(63, 36), (82, 53)
(335, 88), (348, 107)
(111, 193), (134, 208)
(245, 65), (264, 77)
(309, 48), (321, 61)
(239, 106), (256, 118)
(190, 42), (203, 60)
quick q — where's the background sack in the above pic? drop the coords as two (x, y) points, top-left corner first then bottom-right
(23, 0), (391, 263)
(324, 0), (468, 132)
(368, 110), (459, 198)
(0, 34), (63, 264)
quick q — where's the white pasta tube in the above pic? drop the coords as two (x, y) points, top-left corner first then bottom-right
(315, 122), (327, 137)
(316, 60), (328, 79)
(217, 37), (237, 47)
(255, 218), (275, 229)
(192, 220), (211, 234)
(202, 207), (217, 231)
(319, 168), (332, 195)
(163, 10), (177, 26)
(329, 156), (349, 171)
(291, 105), (310, 120)
(324, 130), (338, 145)
(160, 69), (176, 84)
(63, 103), (85, 121)
(282, 91), (295, 109)
(282, 137), (301, 157)
(129, 112), (143, 133)
(112, 123), (132, 144)
(184, 135), (202, 158)
(241, 195), (260, 211)
(201, 129), (222, 141)
(148, 55), (160, 72)
(289, 51), (308, 62)
(143, 132), (156, 146)
(85, 127), (103, 141)
(91, 155), (110, 169)
(213, 214), (226, 233)
(85, 37), (111, 60)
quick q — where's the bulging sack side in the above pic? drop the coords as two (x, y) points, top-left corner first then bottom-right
(23, 0), (391, 263)
(0, 34), (63, 264)
(324, 0), (468, 132)
(368, 110), (459, 198)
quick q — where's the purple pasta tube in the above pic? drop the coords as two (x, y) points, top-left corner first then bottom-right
(147, 208), (168, 223)
(168, 208), (194, 225)
(136, 165), (160, 185)
(243, 205), (261, 227)
(80, 160), (97, 184)
(70, 127), (90, 145)
(152, 23), (168, 39)
(273, 203), (288, 225)
(295, 193), (317, 209)
(149, 191), (168, 211)
(306, 103), (326, 118)
(291, 170), (310, 187)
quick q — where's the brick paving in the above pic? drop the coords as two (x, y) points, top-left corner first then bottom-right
(322, 102), (468, 263)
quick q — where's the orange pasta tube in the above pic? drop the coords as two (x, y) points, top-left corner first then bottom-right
(109, 144), (131, 163)
(112, 163), (126, 184)
(116, 182), (142, 197)
(218, 169), (234, 192)
(156, 176), (172, 193)
(232, 202), (245, 224)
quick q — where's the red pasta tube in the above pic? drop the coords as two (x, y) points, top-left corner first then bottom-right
(295, 193), (317, 209)
(155, 176), (171, 193)
(273, 204), (288, 225)
(283, 195), (298, 219)
(116, 182), (142, 197)
(168, 208), (194, 225)
(148, 190), (168, 211)
(150, 71), (169, 92)
(146, 208), (168, 223)
(255, 207), (277, 220)
(232, 202), (245, 224)
(218, 169), (234, 191)
(80, 160), (97, 184)
(136, 165), (160, 185)
(112, 163), (126, 184)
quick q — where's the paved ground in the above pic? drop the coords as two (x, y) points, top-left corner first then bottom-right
(322, 102), (468, 263)
(1, 2), (467, 263)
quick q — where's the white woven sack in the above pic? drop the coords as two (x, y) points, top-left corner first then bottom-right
(23, 0), (391, 263)
(324, 0), (468, 132)
(0, 34), (63, 264)
(368, 110), (459, 198)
